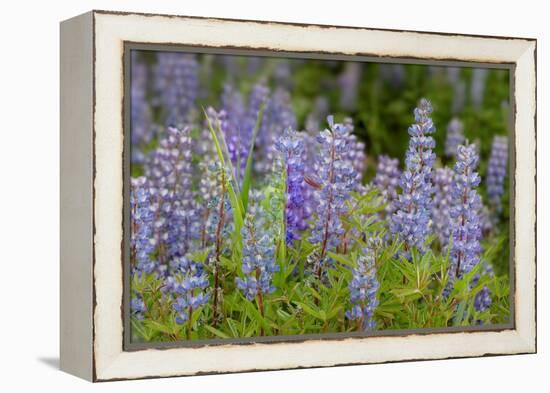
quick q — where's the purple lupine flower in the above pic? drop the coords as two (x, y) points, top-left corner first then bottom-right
(432, 167), (454, 246)
(373, 155), (401, 219)
(130, 294), (146, 320)
(245, 82), (269, 132)
(342, 118), (366, 184)
(212, 106), (246, 181)
(255, 88), (297, 175)
(346, 242), (380, 331)
(168, 256), (210, 325)
(444, 118), (465, 158)
(471, 68), (488, 109)
(303, 97), (329, 194)
(308, 116), (356, 275)
(130, 177), (157, 274)
(391, 99), (436, 257)
(474, 286), (492, 314)
(236, 212), (279, 301)
(144, 126), (198, 265)
(130, 52), (155, 163)
(473, 262), (494, 313)
(447, 144), (483, 286)
(217, 86), (247, 181)
(153, 52), (199, 126)
(275, 127), (307, 243)
(487, 135), (508, 215)
(220, 83), (269, 182)
(338, 62), (362, 111)
(220, 83), (246, 130)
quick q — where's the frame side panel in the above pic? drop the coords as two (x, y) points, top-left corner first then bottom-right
(60, 11), (94, 381)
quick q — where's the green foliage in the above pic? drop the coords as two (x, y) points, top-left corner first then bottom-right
(131, 186), (510, 342)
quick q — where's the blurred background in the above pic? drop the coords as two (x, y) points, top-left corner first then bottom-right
(132, 51), (510, 175)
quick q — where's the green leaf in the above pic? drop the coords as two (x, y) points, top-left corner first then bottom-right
(204, 324), (230, 339)
(226, 318), (240, 338)
(131, 318), (151, 341)
(391, 287), (423, 302)
(143, 320), (175, 335)
(294, 301), (324, 321)
(327, 251), (356, 269)
(203, 108), (242, 198)
(453, 300), (468, 326)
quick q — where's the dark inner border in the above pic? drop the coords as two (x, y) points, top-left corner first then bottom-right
(122, 42), (517, 352)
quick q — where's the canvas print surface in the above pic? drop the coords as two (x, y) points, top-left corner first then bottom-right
(128, 49), (511, 343)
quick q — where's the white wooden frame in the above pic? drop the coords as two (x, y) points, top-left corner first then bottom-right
(60, 10), (536, 382)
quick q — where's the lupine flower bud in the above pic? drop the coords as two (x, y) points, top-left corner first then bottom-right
(447, 144), (483, 286)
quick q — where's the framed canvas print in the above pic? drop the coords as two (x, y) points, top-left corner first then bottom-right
(60, 10), (537, 382)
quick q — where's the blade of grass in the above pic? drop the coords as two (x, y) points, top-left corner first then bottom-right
(240, 104), (264, 211)
(203, 108), (244, 249)
(203, 107), (244, 211)
(277, 164), (287, 268)
(204, 324), (230, 339)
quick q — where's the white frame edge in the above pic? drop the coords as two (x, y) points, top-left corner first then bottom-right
(62, 10), (536, 382)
